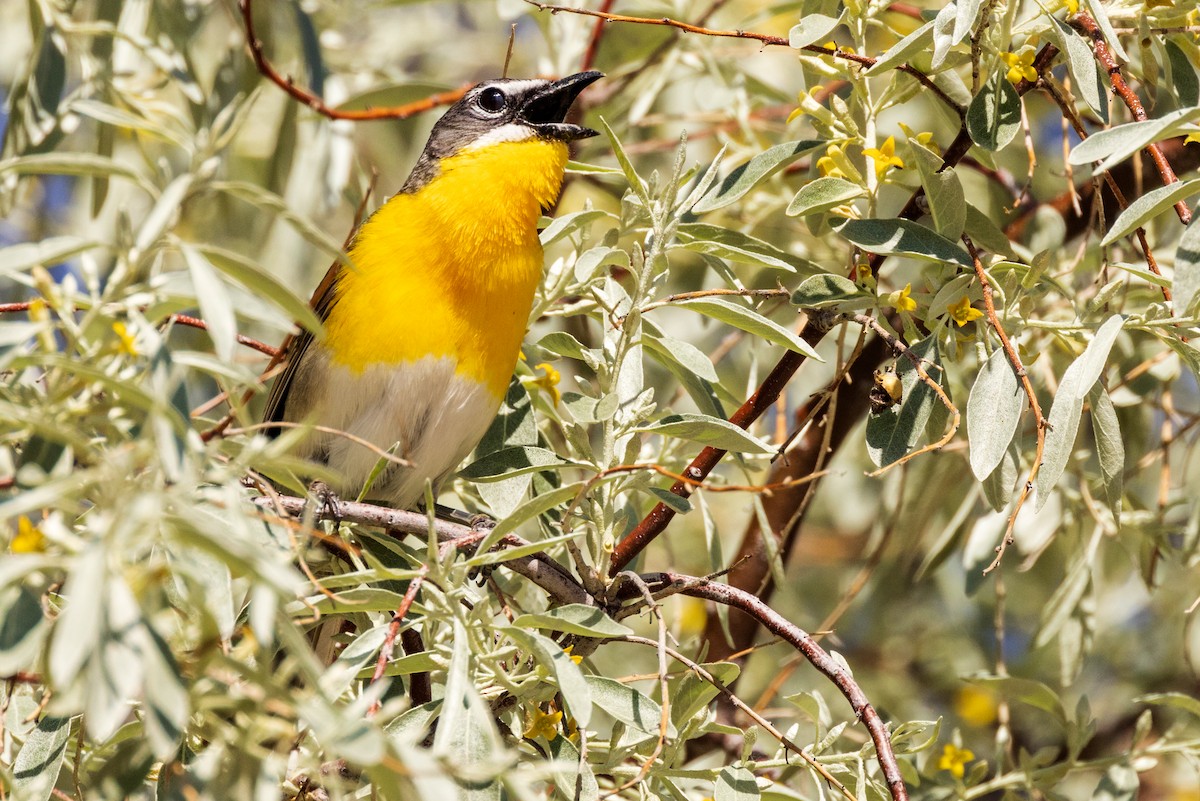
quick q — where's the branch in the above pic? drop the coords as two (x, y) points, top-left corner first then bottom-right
(659, 574), (909, 801)
(239, 0), (470, 121)
(608, 312), (834, 573)
(964, 240), (1048, 575)
(253, 493), (593, 606)
(1073, 11), (1191, 225)
(523, 1), (964, 117)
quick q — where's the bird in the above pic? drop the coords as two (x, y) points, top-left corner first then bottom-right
(263, 71), (602, 510)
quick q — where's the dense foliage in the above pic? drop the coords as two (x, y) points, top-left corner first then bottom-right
(2, 0), (1199, 799)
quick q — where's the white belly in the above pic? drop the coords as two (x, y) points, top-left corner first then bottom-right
(282, 349), (500, 508)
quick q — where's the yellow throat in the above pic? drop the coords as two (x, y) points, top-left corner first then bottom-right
(323, 138), (569, 399)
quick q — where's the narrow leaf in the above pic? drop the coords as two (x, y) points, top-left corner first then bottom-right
(638, 412), (773, 453)
(674, 296), (822, 359)
(693, 140), (825, 213)
(968, 348), (1026, 480)
(1102, 178), (1200, 246)
(835, 218), (971, 266)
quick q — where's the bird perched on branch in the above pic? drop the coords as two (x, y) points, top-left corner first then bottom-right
(264, 71), (602, 508)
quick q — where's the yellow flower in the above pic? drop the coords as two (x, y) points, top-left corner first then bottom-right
(523, 706), (563, 740)
(532, 362), (561, 405)
(862, 136), (905, 179)
(564, 645), (582, 665)
(948, 296), (983, 327)
(889, 283), (917, 312)
(855, 261), (877, 290)
(817, 143), (847, 178)
(12, 516), (46, 553)
(1185, 131), (1200, 145)
(937, 743), (975, 779)
(1000, 48), (1038, 84)
(1052, 0), (1079, 12)
(955, 685), (998, 727)
(113, 321), (138, 356)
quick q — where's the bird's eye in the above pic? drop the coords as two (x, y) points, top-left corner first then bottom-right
(478, 87), (507, 113)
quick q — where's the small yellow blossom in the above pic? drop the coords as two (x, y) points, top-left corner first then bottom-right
(955, 685), (999, 727)
(1000, 48), (1038, 84)
(948, 296), (983, 327)
(855, 261), (877, 290)
(889, 283), (917, 312)
(1052, 0), (1079, 12)
(916, 131), (935, 147)
(937, 743), (975, 779)
(12, 516), (47, 553)
(113, 321), (138, 356)
(817, 143), (848, 178)
(532, 362), (561, 405)
(1185, 131), (1200, 145)
(862, 136), (905, 179)
(524, 706), (563, 740)
(564, 645), (582, 665)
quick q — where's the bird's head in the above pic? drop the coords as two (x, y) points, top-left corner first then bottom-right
(402, 71), (602, 192)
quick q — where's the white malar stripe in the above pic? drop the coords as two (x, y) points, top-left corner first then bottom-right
(286, 351), (500, 508)
(464, 122), (539, 150)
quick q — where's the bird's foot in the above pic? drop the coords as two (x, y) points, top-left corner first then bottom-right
(304, 480), (342, 524)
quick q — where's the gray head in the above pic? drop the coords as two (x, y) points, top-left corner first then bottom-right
(402, 71), (603, 193)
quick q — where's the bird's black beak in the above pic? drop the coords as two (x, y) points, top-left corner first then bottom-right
(520, 71), (604, 141)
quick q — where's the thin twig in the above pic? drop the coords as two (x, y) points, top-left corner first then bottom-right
(366, 565), (427, 716)
(656, 574), (909, 801)
(239, 0), (470, 121)
(617, 634), (859, 801)
(580, 0), (616, 73)
(523, 1), (963, 117)
(252, 494), (594, 606)
(963, 239), (1048, 574)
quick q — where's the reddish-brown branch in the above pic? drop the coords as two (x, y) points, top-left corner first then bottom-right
(1073, 12), (1191, 225)
(524, 1), (963, 117)
(367, 566), (427, 716)
(239, 0), (469, 121)
(964, 239), (1047, 574)
(665, 574), (909, 801)
(609, 316), (832, 574)
(1037, 78), (1173, 304)
(169, 314), (279, 357)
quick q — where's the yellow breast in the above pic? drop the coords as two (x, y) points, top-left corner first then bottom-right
(323, 138), (569, 399)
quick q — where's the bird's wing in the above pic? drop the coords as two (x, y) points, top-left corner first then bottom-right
(261, 258), (341, 430)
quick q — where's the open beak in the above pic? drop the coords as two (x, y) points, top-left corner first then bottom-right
(520, 71), (604, 141)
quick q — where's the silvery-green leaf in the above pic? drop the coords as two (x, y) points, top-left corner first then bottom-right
(181, 244), (236, 362)
(1035, 315), (1124, 510)
(715, 766), (760, 801)
(866, 21), (934, 75)
(0, 584), (47, 675)
(1102, 178), (1200, 246)
(1043, 17), (1108, 122)
(1174, 215), (1200, 315)
(676, 223), (817, 273)
(790, 273), (870, 309)
(459, 446), (577, 481)
(638, 412), (773, 453)
(931, 3), (960, 70)
(11, 715), (71, 801)
(504, 627), (592, 727)
(789, 14), (842, 49)
(968, 348), (1026, 480)
(1088, 385), (1124, 515)
(584, 675), (674, 735)
(785, 177), (864, 218)
(1166, 39), (1199, 108)
(967, 72), (1021, 152)
(512, 604), (632, 638)
(835, 217), (971, 266)
(673, 296), (821, 358)
(693, 140), (825, 213)
(1069, 106), (1200, 174)
(909, 139), (966, 240)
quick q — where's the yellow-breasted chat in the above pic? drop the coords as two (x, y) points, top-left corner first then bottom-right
(263, 71), (602, 508)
